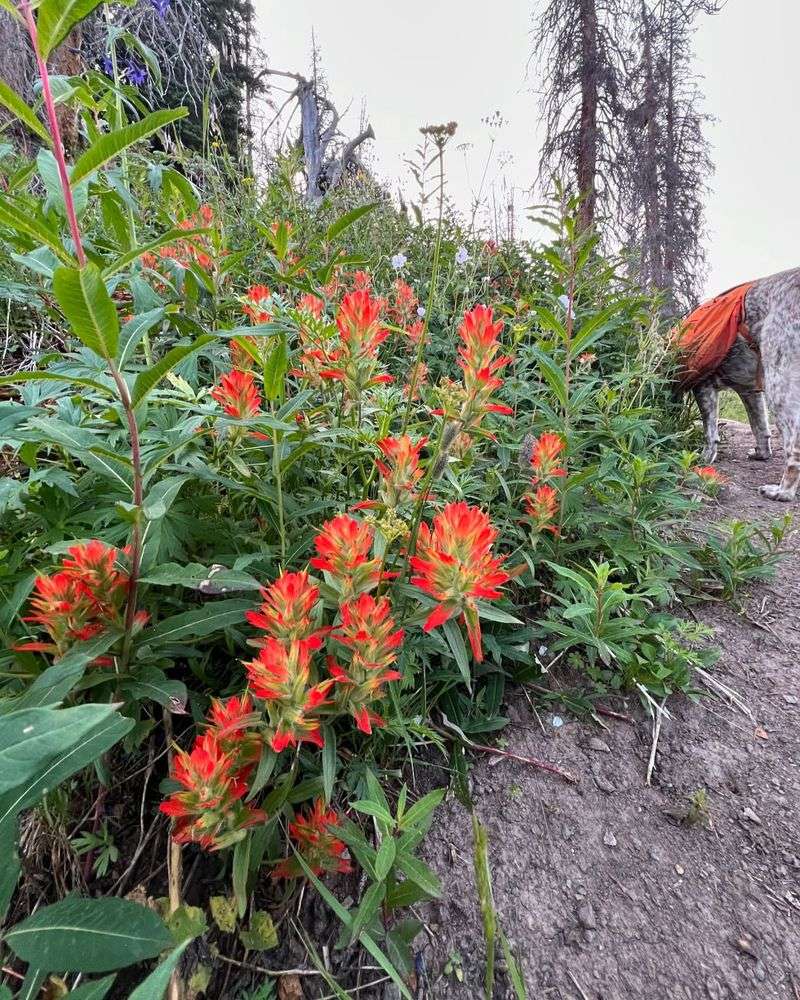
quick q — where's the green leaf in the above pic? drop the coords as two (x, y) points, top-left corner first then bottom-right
(0, 80), (51, 146)
(1, 634), (118, 714)
(0, 815), (20, 921)
(63, 975), (117, 999)
(500, 929), (528, 999)
(443, 617), (471, 689)
(262, 335), (287, 401)
(324, 202), (379, 243)
(374, 836), (396, 882)
(0, 703), (117, 794)
(131, 334), (214, 406)
(118, 308), (166, 368)
(0, 711), (133, 826)
(0, 198), (73, 263)
(292, 852), (413, 1000)
(0, 369), (114, 395)
(71, 108), (189, 186)
(474, 601), (523, 625)
(165, 904), (207, 944)
(52, 263), (119, 360)
(209, 896), (236, 934)
(139, 562), (262, 592)
(321, 727), (337, 803)
(232, 833), (251, 918)
(37, 0), (105, 59)
(394, 851), (441, 897)
(349, 881), (385, 945)
(127, 942), (189, 1000)
(350, 800), (394, 826)
(102, 227), (209, 278)
(397, 788), (446, 833)
(239, 911), (278, 952)
(120, 666), (186, 712)
(5, 896), (173, 973)
(144, 599), (252, 645)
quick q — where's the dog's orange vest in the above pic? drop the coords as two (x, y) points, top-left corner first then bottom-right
(674, 281), (756, 387)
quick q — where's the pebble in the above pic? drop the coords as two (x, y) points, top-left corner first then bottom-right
(783, 694), (797, 705)
(603, 830), (618, 847)
(577, 901), (598, 929)
(588, 737), (611, 753)
(742, 807), (762, 825)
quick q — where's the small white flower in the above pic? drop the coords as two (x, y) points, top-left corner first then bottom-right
(391, 253), (408, 271)
(455, 246), (470, 266)
(558, 294), (570, 310)
(417, 306), (426, 318)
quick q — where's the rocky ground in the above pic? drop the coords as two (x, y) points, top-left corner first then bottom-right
(417, 422), (800, 1000)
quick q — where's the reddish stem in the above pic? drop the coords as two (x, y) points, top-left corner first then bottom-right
(20, 0), (86, 267)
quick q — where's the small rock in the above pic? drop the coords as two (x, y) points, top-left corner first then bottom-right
(603, 830), (618, 847)
(675, 864), (685, 875)
(577, 901), (598, 929)
(742, 807), (762, 825)
(783, 694), (797, 705)
(735, 935), (757, 957)
(551, 714), (564, 728)
(754, 962), (767, 982)
(594, 774), (616, 794)
(588, 737), (611, 753)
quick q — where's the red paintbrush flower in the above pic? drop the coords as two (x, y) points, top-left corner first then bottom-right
(352, 270), (372, 291)
(328, 593), (403, 734)
(319, 290), (393, 397)
(373, 434), (427, 507)
(272, 798), (352, 879)
(310, 514), (387, 598)
(391, 278), (418, 322)
(528, 432), (566, 483)
(297, 293), (325, 317)
(244, 638), (332, 752)
(211, 369), (263, 420)
(524, 483), (560, 535)
(245, 570), (325, 651)
(410, 502), (510, 662)
(457, 304), (512, 396)
(242, 284), (272, 324)
(206, 693), (261, 770)
(160, 732), (266, 850)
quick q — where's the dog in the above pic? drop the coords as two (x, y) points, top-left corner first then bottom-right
(684, 267), (800, 502)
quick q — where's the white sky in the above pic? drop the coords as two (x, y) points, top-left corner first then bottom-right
(260, 0), (800, 298)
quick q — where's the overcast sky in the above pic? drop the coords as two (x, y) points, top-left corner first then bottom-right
(261, 1), (800, 299)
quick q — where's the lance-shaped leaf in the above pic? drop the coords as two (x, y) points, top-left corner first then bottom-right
(0, 80), (51, 147)
(4, 896), (173, 973)
(37, 0), (105, 59)
(0, 198), (73, 263)
(71, 108), (189, 186)
(53, 263), (119, 360)
(131, 334), (214, 406)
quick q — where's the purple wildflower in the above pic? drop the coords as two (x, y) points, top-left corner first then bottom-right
(100, 55), (114, 77)
(126, 60), (147, 87)
(151, 0), (171, 16)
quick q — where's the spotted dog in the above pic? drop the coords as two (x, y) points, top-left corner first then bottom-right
(687, 268), (800, 502)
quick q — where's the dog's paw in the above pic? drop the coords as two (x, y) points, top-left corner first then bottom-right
(760, 483), (795, 502)
(748, 449), (772, 462)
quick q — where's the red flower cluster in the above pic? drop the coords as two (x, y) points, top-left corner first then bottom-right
(159, 731), (266, 850)
(246, 570), (325, 651)
(242, 284), (272, 325)
(318, 290), (393, 399)
(310, 514), (389, 599)
(523, 432), (566, 535)
(273, 798), (352, 879)
(692, 465), (727, 494)
(389, 278), (418, 326)
(432, 305), (513, 441)
(17, 541), (146, 658)
(210, 370), (269, 440)
(357, 435), (427, 510)
(411, 502), (509, 661)
(328, 593), (403, 733)
(141, 204), (215, 273)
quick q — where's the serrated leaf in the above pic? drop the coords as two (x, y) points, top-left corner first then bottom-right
(239, 911), (278, 952)
(5, 897), (172, 973)
(131, 334), (214, 406)
(209, 896), (236, 934)
(0, 80), (51, 146)
(71, 108), (189, 186)
(53, 263), (119, 359)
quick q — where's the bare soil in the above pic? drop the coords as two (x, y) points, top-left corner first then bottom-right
(418, 422), (800, 1000)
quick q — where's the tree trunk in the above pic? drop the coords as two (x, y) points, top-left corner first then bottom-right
(577, 0), (599, 231)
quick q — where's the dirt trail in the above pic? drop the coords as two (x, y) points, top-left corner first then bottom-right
(419, 422), (800, 1000)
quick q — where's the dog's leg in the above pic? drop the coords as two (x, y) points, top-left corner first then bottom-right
(737, 389), (772, 460)
(759, 299), (800, 501)
(693, 381), (719, 463)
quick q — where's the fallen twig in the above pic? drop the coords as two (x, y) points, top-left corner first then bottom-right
(437, 716), (579, 784)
